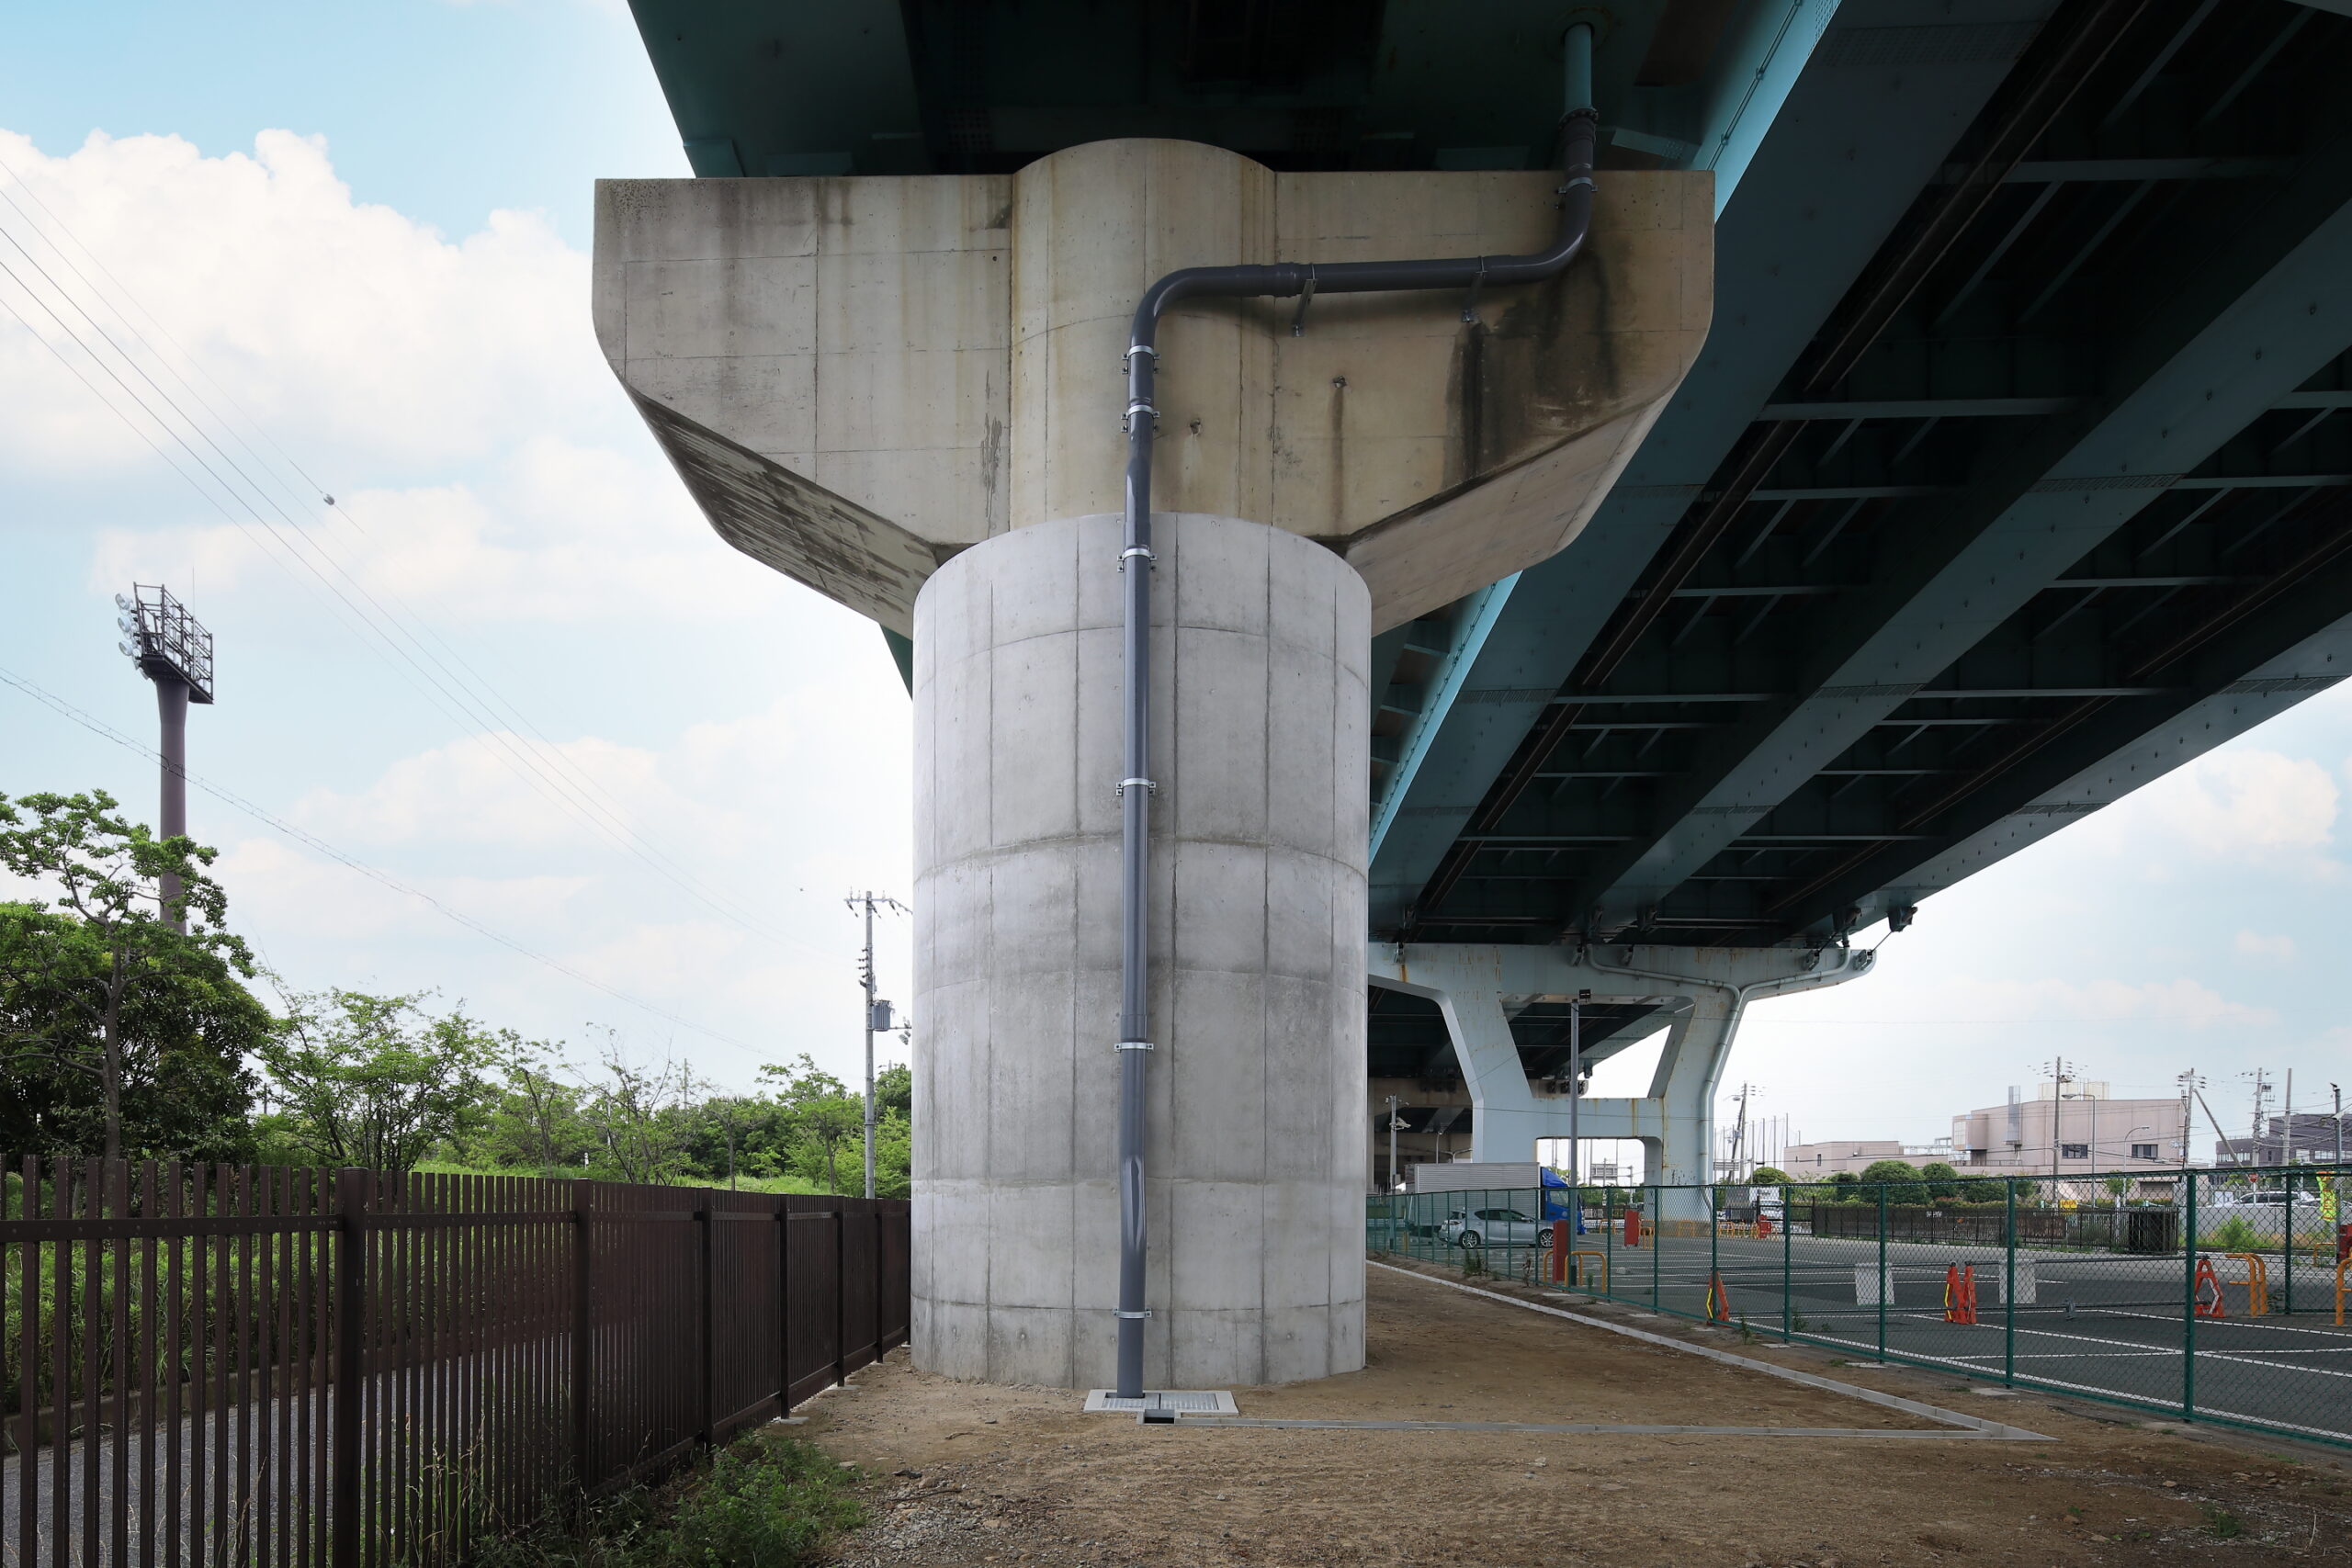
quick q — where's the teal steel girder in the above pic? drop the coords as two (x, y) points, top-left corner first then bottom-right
(1784, 510), (2352, 936)
(1578, 116), (2352, 931)
(1367, 0), (2063, 934)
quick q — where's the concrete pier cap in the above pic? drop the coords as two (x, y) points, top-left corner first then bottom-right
(594, 139), (1713, 1387)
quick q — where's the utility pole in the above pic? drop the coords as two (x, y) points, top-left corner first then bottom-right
(2335, 1083), (2344, 1170)
(2192, 1080), (2234, 1169)
(2285, 1070), (2295, 1168)
(1566, 989), (1589, 1214)
(2045, 1057), (2072, 1188)
(845, 891), (908, 1199)
(2177, 1069), (2199, 1170)
(1385, 1094), (1401, 1195)
(2246, 1068), (2272, 1169)
(115, 586), (214, 933)
(1728, 1082), (1753, 1183)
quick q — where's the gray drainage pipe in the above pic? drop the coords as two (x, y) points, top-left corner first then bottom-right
(1112, 27), (1601, 1401)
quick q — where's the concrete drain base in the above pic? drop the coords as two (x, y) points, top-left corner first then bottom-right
(1083, 1390), (1238, 1416)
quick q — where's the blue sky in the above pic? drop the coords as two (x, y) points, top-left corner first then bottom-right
(2, 2), (2342, 1154)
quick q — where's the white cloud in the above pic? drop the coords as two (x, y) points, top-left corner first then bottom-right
(0, 128), (614, 473)
(2075, 749), (2337, 874)
(2233, 930), (2297, 962)
(3, 123), (912, 1088)
(215, 834), (594, 947)
(1757, 971), (2275, 1031)
(90, 434), (790, 625)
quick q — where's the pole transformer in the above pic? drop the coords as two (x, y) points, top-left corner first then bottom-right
(116, 586), (214, 933)
(845, 891), (908, 1199)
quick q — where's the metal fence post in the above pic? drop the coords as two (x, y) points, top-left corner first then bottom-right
(571, 1180), (593, 1495)
(1876, 1183), (1889, 1362)
(2004, 1178), (2016, 1387)
(331, 1168), (366, 1568)
(698, 1190), (716, 1447)
(775, 1200), (792, 1412)
(1781, 1186), (1792, 1342)
(2283, 1174), (2294, 1318)
(833, 1203), (848, 1388)
(875, 1213), (888, 1354)
(1602, 1188), (1615, 1297)
(2183, 1168), (2198, 1420)
(1709, 1182), (1720, 1316)
(1651, 1183), (1660, 1306)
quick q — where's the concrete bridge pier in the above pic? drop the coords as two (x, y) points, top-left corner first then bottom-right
(912, 511), (1370, 1391)
(593, 127), (1708, 1392)
(1367, 942), (1873, 1216)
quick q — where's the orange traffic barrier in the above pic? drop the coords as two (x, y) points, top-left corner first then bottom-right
(1549, 1219), (1571, 1280)
(1623, 1208), (1643, 1248)
(1757, 1214), (1774, 1239)
(2193, 1256), (2226, 1318)
(1704, 1271), (1733, 1323)
(2224, 1252), (2270, 1316)
(1942, 1263), (1979, 1325)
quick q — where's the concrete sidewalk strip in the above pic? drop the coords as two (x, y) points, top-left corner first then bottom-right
(1367, 1260), (2052, 1441)
(1177, 1416), (2032, 1438)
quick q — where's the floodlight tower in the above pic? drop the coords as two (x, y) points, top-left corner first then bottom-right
(115, 585), (214, 932)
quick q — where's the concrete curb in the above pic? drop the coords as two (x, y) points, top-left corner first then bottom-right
(1368, 1259), (2052, 1441)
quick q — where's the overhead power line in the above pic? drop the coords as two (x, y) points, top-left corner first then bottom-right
(0, 663), (763, 1055)
(0, 147), (833, 964)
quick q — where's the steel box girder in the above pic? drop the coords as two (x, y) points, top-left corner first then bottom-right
(1577, 107), (2352, 931)
(1778, 508), (2352, 933)
(1368, 0), (2064, 934)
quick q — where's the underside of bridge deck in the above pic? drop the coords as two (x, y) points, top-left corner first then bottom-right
(1374, 0), (2352, 953)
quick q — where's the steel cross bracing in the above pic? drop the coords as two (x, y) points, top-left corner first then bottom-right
(1374, 0), (2352, 954)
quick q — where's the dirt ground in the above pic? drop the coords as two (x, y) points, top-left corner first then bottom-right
(799, 1260), (2352, 1566)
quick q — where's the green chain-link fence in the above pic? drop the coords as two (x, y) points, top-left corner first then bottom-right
(1368, 1164), (2352, 1449)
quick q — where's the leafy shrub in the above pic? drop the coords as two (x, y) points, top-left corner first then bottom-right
(473, 1433), (863, 1568)
(666, 1436), (866, 1566)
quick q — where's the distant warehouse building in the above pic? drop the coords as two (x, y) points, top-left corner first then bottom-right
(1951, 1084), (2188, 1188)
(1780, 1140), (1916, 1177)
(1777, 1084), (2193, 1191)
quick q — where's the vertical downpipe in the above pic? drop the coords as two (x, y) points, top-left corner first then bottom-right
(1113, 343), (1159, 1401)
(1103, 17), (1598, 1399)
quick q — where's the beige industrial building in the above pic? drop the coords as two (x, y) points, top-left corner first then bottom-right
(1772, 1087), (2192, 1189)
(1951, 1085), (2189, 1180)
(1779, 1139), (1911, 1178)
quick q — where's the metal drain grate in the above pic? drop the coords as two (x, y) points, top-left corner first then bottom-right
(1082, 1389), (1238, 1415)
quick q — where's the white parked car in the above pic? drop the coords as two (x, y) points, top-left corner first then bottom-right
(1440, 1207), (1555, 1249)
(2201, 1188), (2322, 1221)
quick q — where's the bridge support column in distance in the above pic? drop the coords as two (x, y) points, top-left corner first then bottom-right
(1368, 943), (1873, 1218)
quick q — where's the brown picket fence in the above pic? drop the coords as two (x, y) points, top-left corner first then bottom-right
(1, 1156), (911, 1567)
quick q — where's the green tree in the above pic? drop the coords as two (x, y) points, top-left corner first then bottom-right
(1920, 1161), (1962, 1200)
(760, 1055), (865, 1194)
(1858, 1158), (1928, 1205)
(0, 789), (262, 1159)
(864, 1107), (911, 1200)
(678, 1094), (800, 1187)
(1830, 1170), (1861, 1201)
(875, 1061), (912, 1121)
(577, 1041), (697, 1185)
(479, 1038), (594, 1175)
(1748, 1166), (1792, 1186)
(256, 987), (499, 1170)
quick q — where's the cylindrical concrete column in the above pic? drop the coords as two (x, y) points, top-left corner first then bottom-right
(911, 510), (1368, 1389)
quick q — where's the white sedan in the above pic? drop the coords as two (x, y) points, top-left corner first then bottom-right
(1440, 1207), (1555, 1249)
